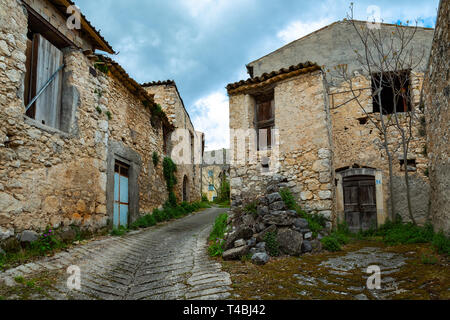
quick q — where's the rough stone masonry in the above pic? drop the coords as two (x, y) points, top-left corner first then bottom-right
(0, 0), (203, 247)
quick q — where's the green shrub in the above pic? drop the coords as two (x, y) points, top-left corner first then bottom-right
(421, 254), (438, 265)
(208, 239), (226, 257)
(383, 222), (434, 245)
(208, 213), (228, 257)
(321, 224), (350, 252)
(264, 231), (280, 257)
(209, 213), (228, 242)
(202, 194), (209, 202)
(279, 188), (296, 210)
(432, 232), (450, 255)
(321, 236), (342, 252)
(152, 152), (160, 167)
(30, 227), (63, 254)
(244, 202), (257, 215)
(111, 226), (128, 237)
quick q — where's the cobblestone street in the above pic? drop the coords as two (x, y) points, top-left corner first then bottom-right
(0, 207), (232, 300)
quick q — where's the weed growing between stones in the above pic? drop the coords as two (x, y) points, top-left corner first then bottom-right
(152, 151), (160, 167)
(208, 213), (229, 257)
(118, 201), (212, 235)
(321, 223), (351, 252)
(243, 202), (257, 215)
(264, 231), (280, 257)
(355, 217), (450, 255)
(163, 157), (178, 207)
(30, 228), (62, 254)
(111, 226), (129, 236)
(0, 226), (101, 271)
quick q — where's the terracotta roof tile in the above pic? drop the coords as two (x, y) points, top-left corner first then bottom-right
(227, 61), (320, 94)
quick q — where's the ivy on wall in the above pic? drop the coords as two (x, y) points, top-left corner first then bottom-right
(163, 157), (177, 207)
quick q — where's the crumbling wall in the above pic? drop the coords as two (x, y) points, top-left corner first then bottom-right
(424, 0), (450, 235)
(229, 71), (334, 218)
(144, 84), (202, 203)
(0, 0), (167, 242)
(329, 73), (430, 225)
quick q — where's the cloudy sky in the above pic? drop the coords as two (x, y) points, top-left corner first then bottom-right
(75, 0), (439, 151)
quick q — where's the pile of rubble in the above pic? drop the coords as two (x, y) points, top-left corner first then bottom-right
(223, 176), (330, 265)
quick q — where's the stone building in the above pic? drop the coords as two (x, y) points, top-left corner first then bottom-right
(142, 81), (205, 203)
(0, 0), (201, 244)
(201, 148), (230, 202)
(424, 0), (449, 235)
(228, 21), (434, 232)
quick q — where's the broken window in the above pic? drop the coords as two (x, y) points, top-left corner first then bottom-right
(255, 91), (275, 151)
(371, 71), (411, 114)
(24, 5), (69, 130)
(400, 159), (416, 172)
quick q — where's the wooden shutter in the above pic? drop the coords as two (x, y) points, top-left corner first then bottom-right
(32, 34), (63, 128)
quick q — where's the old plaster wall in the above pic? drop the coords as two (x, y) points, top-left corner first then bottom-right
(229, 71), (334, 218)
(247, 21), (434, 79)
(424, 0), (450, 235)
(0, 0), (167, 241)
(143, 84), (202, 203)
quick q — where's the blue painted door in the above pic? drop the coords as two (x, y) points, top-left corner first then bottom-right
(113, 162), (129, 228)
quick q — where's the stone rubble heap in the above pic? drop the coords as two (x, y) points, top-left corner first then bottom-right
(223, 176), (330, 265)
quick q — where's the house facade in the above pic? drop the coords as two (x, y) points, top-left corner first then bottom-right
(0, 0), (202, 244)
(228, 21), (434, 232)
(143, 81), (205, 204)
(201, 148), (230, 202)
(424, 0), (449, 235)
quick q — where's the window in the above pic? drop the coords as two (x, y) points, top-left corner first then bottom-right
(208, 170), (213, 177)
(255, 91), (275, 150)
(23, 4), (73, 130)
(209, 184), (215, 191)
(400, 159), (416, 172)
(372, 71), (411, 114)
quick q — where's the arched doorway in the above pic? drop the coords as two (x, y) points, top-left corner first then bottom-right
(182, 175), (189, 203)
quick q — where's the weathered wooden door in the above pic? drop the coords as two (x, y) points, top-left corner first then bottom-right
(114, 162), (129, 228)
(27, 34), (63, 128)
(343, 176), (377, 233)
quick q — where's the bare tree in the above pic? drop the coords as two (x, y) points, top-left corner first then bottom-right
(327, 4), (427, 224)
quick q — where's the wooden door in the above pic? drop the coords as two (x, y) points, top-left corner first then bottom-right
(114, 162), (129, 228)
(343, 176), (377, 233)
(28, 34), (63, 128)
(183, 176), (188, 203)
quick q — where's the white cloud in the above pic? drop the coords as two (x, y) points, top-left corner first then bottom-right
(191, 90), (229, 151)
(277, 18), (334, 44)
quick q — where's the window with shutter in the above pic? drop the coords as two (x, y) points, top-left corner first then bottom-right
(25, 34), (64, 128)
(255, 91), (275, 151)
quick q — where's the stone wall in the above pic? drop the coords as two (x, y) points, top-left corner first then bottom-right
(424, 0), (450, 235)
(0, 0), (168, 242)
(143, 83), (203, 203)
(247, 21), (433, 79)
(329, 73), (430, 225)
(229, 71), (334, 219)
(23, 0), (93, 51)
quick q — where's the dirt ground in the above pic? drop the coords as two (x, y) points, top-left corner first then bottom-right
(222, 240), (450, 300)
